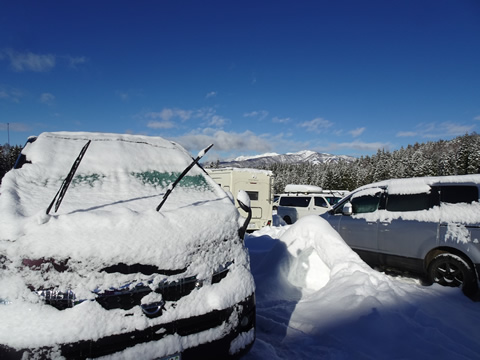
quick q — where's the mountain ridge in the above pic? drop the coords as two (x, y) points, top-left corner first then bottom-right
(215, 150), (356, 168)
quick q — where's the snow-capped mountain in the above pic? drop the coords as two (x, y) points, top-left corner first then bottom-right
(217, 150), (356, 168)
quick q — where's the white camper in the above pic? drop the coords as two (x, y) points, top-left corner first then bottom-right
(207, 167), (274, 231)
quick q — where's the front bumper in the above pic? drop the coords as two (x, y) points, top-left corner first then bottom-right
(0, 294), (255, 360)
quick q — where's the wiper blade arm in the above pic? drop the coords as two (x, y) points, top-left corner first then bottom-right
(156, 144), (213, 212)
(46, 140), (91, 215)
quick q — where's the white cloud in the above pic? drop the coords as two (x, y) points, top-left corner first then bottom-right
(145, 108), (193, 122)
(206, 91), (217, 98)
(474, 115), (480, 121)
(117, 91), (129, 102)
(396, 131), (417, 137)
(65, 55), (87, 69)
(0, 122), (32, 132)
(396, 122), (475, 138)
(2, 49), (55, 72)
(1, 49), (88, 72)
(334, 140), (391, 152)
(272, 116), (291, 124)
(147, 120), (175, 129)
(207, 115), (227, 127)
(173, 128), (272, 154)
(244, 110), (269, 121)
(0, 86), (23, 103)
(299, 117), (333, 133)
(143, 107), (229, 129)
(39, 92), (55, 105)
(349, 127), (365, 137)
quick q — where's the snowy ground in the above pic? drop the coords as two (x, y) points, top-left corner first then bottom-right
(243, 215), (480, 360)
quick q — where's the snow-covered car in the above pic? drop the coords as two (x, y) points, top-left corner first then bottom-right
(277, 184), (346, 224)
(0, 132), (256, 359)
(321, 175), (480, 296)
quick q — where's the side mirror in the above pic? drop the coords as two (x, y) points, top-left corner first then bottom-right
(342, 202), (353, 216)
(237, 190), (252, 240)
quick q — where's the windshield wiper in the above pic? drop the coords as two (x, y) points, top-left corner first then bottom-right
(46, 140), (91, 215)
(156, 144), (213, 212)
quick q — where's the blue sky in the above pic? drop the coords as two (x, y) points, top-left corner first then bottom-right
(1, 0), (479, 161)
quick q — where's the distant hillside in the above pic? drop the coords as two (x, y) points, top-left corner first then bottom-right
(215, 150), (356, 168)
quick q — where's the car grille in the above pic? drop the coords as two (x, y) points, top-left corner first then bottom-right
(36, 265), (230, 315)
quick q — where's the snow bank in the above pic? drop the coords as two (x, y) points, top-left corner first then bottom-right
(245, 217), (480, 360)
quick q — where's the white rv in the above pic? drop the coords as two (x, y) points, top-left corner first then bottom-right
(207, 167), (274, 231)
(277, 184), (348, 224)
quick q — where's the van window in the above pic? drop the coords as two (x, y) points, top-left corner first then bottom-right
(386, 193), (436, 212)
(325, 196), (341, 206)
(246, 191), (259, 201)
(438, 185), (479, 204)
(351, 193), (381, 214)
(279, 196), (311, 207)
(314, 197), (328, 208)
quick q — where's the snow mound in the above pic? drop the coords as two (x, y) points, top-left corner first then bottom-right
(245, 216), (480, 360)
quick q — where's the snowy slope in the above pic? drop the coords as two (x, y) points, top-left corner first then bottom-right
(243, 216), (480, 360)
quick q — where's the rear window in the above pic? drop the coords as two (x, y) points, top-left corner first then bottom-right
(438, 185), (479, 204)
(246, 191), (259, 201)
(386, 193), (436, 212)
(279, 196), (311, 207)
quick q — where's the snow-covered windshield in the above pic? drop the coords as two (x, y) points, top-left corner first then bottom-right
(0, 132), (240, 270)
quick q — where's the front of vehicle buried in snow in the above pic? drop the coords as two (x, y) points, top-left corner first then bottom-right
(0, 132), (255, 359)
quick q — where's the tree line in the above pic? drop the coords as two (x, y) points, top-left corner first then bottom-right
(0, 144), (22, 184)
(262, 133), (480, 194)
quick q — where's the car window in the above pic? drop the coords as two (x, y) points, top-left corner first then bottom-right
(279, 196), (311, 207)
(314, 197), (328, 207)
(351, 192), (381, 214)
(325, 196), (341, 206)
(438, 185), (479, 204)
(386, 192), (438, 212)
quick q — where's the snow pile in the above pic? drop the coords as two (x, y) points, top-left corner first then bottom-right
(244, 216), (480, 359)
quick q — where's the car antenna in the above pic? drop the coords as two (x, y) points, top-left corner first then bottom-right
(156, 143), (213, 212)
(46, 140), (91, 215)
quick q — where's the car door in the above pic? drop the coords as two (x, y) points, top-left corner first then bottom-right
(336, 189), (384, 261)
(311, 195), (330, 215)
(377, 189), (439, 272)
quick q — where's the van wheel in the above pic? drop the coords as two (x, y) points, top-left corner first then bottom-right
(428, 254), (478, 296)
(283, 216), (292, 224)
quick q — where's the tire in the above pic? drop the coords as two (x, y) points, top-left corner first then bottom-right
(283, 216), (292, 225)
(428, 253), (478, 296)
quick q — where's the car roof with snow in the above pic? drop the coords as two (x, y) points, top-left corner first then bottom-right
(354, 174), (480, 195)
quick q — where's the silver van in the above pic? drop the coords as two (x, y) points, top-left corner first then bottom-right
(321, 175), (480, 296)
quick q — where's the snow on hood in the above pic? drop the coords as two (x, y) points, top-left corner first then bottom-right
(0, 132), (243, 283)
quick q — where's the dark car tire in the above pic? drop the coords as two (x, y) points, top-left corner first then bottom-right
(283, 216), (292, 224)
(428, 253), (478, 296)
